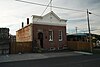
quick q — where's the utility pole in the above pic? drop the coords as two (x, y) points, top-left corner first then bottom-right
(87, 9), (92, 52)
(75, 27), (77, 34)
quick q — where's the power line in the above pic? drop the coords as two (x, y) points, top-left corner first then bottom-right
(41, 0), (52, 16)
(91, 29), (100, 31)
(35, 0), (52, 22)
(90, 6), (100, 11)
(16, 0), (100, 20)
(92, 13), (100, 17)
(16, 0), (85, 12)
(32, 0), (52, 40)
(16, 0), (100, 35)
(78, 28), (100, 33)
(50, 0), (52, 12)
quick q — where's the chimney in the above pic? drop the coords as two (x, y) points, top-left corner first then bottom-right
(22, 22), (24, 28)
(27, 18), (29, 25)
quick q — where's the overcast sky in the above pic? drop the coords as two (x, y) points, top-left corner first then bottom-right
(0, 0), (100, 35)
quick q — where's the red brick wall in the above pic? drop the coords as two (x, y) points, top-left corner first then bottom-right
(32, 24), (67, 49)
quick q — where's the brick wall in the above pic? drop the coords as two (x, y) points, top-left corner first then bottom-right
(33, 24), (67, 50)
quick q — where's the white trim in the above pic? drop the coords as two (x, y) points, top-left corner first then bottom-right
(32, 11), (67, 26)
(59, 30), (63, 41)
(49, 30), (53, 41)
(32, 11), (67, 22)
(33, 21), (66, 26)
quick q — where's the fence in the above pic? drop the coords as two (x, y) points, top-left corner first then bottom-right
(67, 41), (92, 52)
(10, 42), (32, 54)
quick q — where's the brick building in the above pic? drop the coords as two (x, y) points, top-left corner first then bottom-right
(16, 11), (67, 53)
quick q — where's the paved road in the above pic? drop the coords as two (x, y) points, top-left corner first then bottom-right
(0, 54), (100, 67)
(0, 51), (82, 63)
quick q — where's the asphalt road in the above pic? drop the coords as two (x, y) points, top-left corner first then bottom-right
(0, 54), (100, 67)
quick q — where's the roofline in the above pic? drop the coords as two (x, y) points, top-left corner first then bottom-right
(32, 11), (67, 22)
(16, 23), (32, 32)
(32, 15), (42, 18)
(60, 19), (67, 22)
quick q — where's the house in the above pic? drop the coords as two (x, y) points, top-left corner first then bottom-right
(67, 33), (88, 42)
(16, 11), (67, 53)
(0, 28), (10, 55)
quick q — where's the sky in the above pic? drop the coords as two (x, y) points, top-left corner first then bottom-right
(0, 0), (100, 35)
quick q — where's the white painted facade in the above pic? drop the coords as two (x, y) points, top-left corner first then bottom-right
(32, 11), (67, 26)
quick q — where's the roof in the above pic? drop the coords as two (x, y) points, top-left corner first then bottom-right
(67, 33), (87, 36)
(32, 11), (67, 22)
(16, 23), (33, 32)
(32, 15), (42, 18)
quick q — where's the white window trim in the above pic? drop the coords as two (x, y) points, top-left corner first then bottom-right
(49, 30), (53, 41)
(59, 30), (63, 41)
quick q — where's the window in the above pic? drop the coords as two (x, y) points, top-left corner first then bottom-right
(59, 30), (62, 41)
(49, 30), (53, 41)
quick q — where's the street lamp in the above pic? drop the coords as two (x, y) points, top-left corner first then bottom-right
(87, 9), (92, 52)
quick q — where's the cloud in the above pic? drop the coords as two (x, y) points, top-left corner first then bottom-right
(0, 0), (100, 35)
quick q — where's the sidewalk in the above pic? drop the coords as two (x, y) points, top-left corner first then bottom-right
(0, 51), (82, 63)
